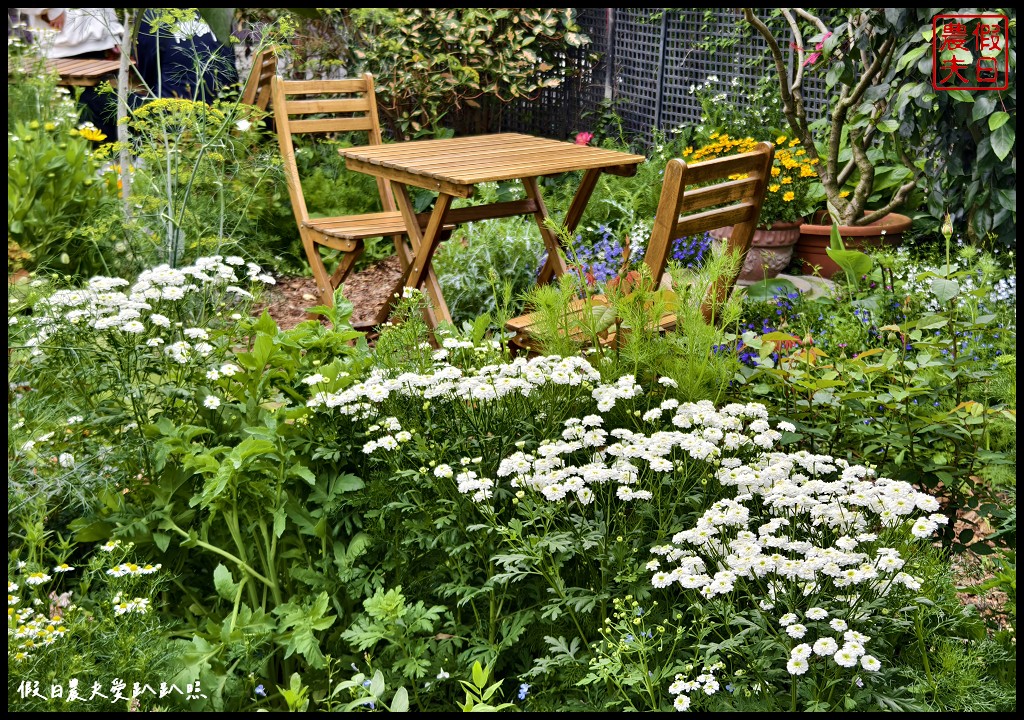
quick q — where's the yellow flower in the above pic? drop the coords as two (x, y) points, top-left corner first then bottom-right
(769, 184), (781, 193)
(839, 190), (850, 198)
(776, 135), (787, 144)
(783, 191), (796, 202)
(789, 138), (800, 147)
(79, 126), (107, 142)
(780, 176), (792, 184)
(771, 166), (781, 176)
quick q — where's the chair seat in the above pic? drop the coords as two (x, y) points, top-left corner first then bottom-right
(304, 211), (410, 241)
(506, 294), (677, 352)
(305, 211), (460, 243)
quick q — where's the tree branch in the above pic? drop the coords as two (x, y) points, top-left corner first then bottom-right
(794, 8), (829, 35)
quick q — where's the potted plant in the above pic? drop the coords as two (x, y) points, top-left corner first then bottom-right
(686, 133), (818, 282)
(743, 8), (921, 277)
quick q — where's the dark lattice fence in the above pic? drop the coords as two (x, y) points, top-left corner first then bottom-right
(500, 8), (830, 147)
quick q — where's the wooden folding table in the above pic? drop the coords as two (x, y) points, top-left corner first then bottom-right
(340, 133), (645, 329)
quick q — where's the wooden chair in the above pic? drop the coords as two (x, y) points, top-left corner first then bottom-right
(240, 47), (277, 114)
(272, 73), (413, 318)
(506, 142), (775, 351)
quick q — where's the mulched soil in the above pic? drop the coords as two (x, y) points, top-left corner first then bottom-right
(253, 255), (402, 332)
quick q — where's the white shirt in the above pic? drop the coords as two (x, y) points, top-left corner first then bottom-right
(16, 8), (124, 59)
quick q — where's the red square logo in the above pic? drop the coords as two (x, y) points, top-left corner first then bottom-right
(932, 14), (1010, 91)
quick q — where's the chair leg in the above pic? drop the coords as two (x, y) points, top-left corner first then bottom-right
(302, 230), (336, 308)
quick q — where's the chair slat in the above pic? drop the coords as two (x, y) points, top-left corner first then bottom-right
(290, 117), (375, 134)
(679, 177), (758, 214)
(278, 78), (372, 94)
(672, 202), (759, 239)
(280, 97), (371, 115)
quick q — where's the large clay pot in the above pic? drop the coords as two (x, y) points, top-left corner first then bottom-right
(708, 221), (802, 283)
(795, 212), (912, 279)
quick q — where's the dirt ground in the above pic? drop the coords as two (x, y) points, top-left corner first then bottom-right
(252, 256), (402, 332)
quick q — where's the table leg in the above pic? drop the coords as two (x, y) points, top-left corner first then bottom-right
(528, 169), (602, 286)
(522, 176), (568, 286)
(391, 182), (453, 329)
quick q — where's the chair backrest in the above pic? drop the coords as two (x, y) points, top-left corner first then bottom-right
(270, 73), (396, 226)
(643, 141), (775, 323)
(240, 47), (277, 112)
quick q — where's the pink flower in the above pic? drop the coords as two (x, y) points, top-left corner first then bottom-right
(575, 131), (594, 146)
(803, 32), (832, 67)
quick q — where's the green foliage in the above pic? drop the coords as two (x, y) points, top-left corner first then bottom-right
(7, 11), (1017, 713)
(580, 596), (686, 711)
(8, 259), (375, 710)
(101, 95), (281, 268)
(688, 74), (788, 145)
(746, 8), (1014, 250)
(519, 223), (743, 401)
(8, 118), (117, 277)
(458, 661), (516, 711)
(897, 11), (1016, 250)
(732, 238), (1016, 553)
(327, 665), (412, 712)
(958, 548), (1016, 634)
(340, 585), (447, 681)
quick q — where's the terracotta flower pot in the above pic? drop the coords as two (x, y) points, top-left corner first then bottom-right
(795, 212), (912, 279)
(708, 221), (802, 283)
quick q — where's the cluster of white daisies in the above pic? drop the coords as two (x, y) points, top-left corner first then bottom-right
(21, 256), (274, 360)
(307, 354), (609, 418)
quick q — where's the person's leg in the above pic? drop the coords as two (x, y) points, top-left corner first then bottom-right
(76, 87), (119, 140)
(69, 51), (120, 141)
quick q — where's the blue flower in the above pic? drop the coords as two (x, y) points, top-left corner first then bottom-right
(255, 684), (266, 697)
(518, 683), (530, 701)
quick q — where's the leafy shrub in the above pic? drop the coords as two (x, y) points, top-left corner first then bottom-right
(341, 8), (592, 139)
(8, 118), (116, 277)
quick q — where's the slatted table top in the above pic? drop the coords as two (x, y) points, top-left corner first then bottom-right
(341, 133), (646, 192)
(45, 58), (122, 86)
